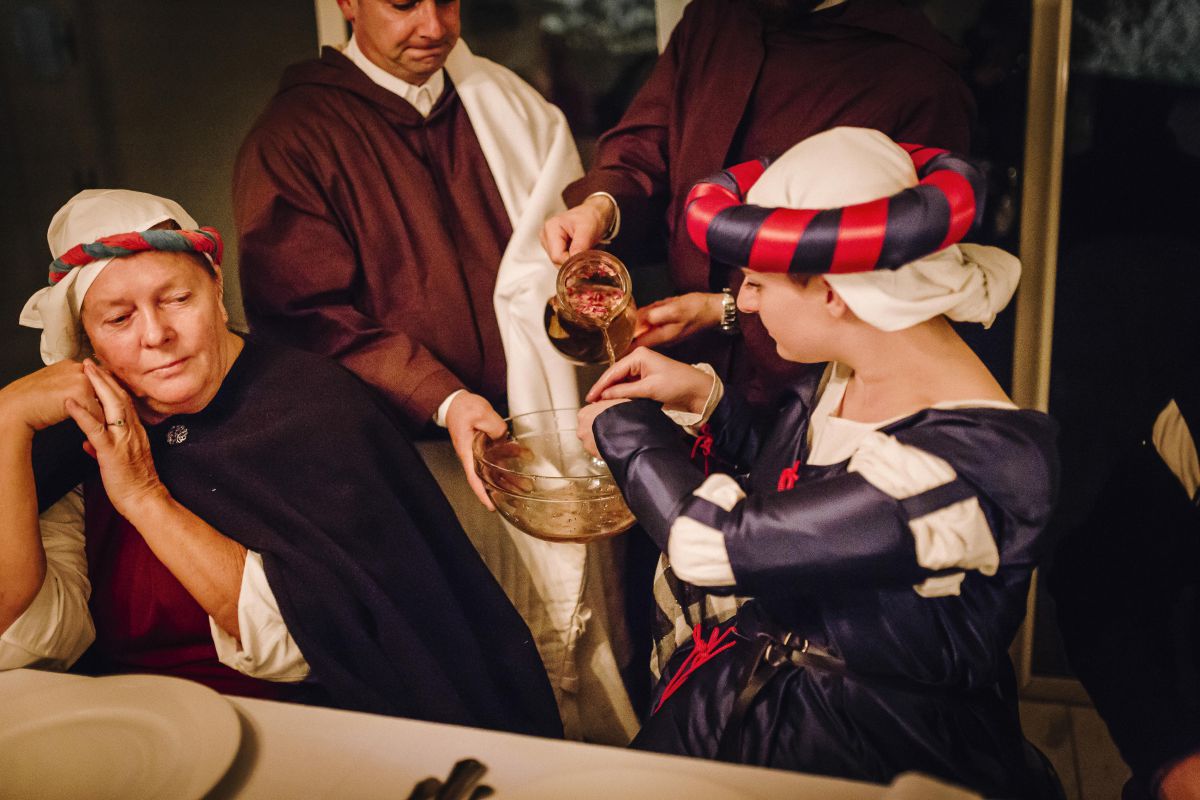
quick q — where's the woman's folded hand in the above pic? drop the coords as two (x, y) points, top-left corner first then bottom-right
(64, 360), (169, 520)
(0, 360), (101, 435)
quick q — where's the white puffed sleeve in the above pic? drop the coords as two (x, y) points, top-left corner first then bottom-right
(849, 431), (999, 598)
(209, 551), (310, 682)
(0, 487), (95, 670)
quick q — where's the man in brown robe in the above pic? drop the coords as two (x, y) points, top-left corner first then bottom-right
(233, 0), (639, 744)
(542, 0), (974, 408)
(234, 0), (510, 478)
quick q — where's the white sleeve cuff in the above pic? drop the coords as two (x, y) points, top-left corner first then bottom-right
(210, 551), (310, 682)
(434, 389), (468, 428)
(0, 487), (94, 671)
(662, 363), (724, 433)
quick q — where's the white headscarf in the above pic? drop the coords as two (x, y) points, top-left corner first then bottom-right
(744, 127), (1021, 332)
(20, 189), (200, 365)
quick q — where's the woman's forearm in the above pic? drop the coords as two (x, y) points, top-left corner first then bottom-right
(63, 361), (248, 639)
(0, 422), (47, 634)
(123, 492), (248, 639)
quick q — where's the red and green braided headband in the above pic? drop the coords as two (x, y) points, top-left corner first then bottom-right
(48, 227), (224, 285)
(684, 144), (986, 274)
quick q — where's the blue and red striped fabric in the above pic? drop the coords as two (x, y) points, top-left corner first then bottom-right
(684, 143), (986, 275)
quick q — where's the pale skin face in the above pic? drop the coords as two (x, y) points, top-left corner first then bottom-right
(80, 251), (242, 424)
(736, 271), (846, 364)
(337, 0), (461, 86)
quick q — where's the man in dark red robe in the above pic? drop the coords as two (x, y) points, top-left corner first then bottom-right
(234, 1), (511, 451)
(233, 0), (638, 743)
(543, 0), (974, 407)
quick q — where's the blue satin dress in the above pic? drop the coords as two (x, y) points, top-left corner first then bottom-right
(593, 368), (1063, 798)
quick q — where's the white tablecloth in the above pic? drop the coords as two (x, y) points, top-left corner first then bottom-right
(0, 668), (893, 799)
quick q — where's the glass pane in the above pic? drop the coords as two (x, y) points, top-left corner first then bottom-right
(461, 0), (659, 166)
(916, 0), (1032, 393)
(1037, 0), (1200, 678)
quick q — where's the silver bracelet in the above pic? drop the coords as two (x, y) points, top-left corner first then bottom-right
(719, 288), (738, 334)
(586, 191), (621, 243)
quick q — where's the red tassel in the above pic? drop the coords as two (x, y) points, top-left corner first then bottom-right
(654, 623), (739, 713)
(691, 424), (714, 475)
(777, 459), (801, 492)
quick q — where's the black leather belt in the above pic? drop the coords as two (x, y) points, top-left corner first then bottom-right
(716, 627), (989, 762)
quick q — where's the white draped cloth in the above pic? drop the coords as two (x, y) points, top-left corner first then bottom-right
(441, 42), (637, 743)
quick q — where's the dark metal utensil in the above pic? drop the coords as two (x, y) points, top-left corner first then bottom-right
(437, 758), (489, 800)
(405, 777), (442, 800)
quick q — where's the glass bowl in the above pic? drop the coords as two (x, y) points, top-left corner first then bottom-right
(473, 409), (635, 543)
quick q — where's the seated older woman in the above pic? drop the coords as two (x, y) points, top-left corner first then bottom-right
(0, 189), (561, 737)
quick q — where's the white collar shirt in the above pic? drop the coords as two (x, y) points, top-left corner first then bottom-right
(343, 34), (445, 117)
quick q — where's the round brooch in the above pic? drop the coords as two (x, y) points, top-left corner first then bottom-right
(166, 424), (189, 446)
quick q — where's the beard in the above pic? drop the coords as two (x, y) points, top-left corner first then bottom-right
(748, 0), (829, 27)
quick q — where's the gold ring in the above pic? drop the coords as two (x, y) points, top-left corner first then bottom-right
(108, 419), (126, 427)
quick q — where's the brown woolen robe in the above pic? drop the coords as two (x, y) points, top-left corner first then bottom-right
(234, 49), (511, 430)
(564, 0), (974, 406)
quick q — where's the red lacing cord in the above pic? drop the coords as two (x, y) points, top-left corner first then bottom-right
(777, 459), (801, 491)
(654, 623), (739, 713)
(690, 424), (714, 476)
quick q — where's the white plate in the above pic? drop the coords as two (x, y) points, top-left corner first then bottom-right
(0, 673), (240, 800)
(514, 767), (758, 800)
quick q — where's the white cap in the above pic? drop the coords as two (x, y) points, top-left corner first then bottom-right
(20, 189), (198, 365)
(745, 127), (1020, 332)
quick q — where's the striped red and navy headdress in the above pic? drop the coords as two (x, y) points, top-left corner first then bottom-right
(48, 227), (224, 285)
(685, 143), (986, 275)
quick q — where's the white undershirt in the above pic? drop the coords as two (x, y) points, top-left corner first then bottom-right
(807, 363), (1017, 465)
(0, 486), (310, 681)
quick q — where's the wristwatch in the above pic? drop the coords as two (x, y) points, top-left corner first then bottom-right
(719, 287), (738, 335)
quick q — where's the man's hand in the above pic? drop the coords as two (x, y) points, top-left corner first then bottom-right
(632, 292), (724, 349)
(1160, 753), (1200, 800)
(444, 392), (508, 511)
(586, 346), (715, 416)
(576, 399), (630, 458)
(540, 195), (616, 265)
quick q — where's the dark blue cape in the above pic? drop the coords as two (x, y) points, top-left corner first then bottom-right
(33, 337), (562, 737)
